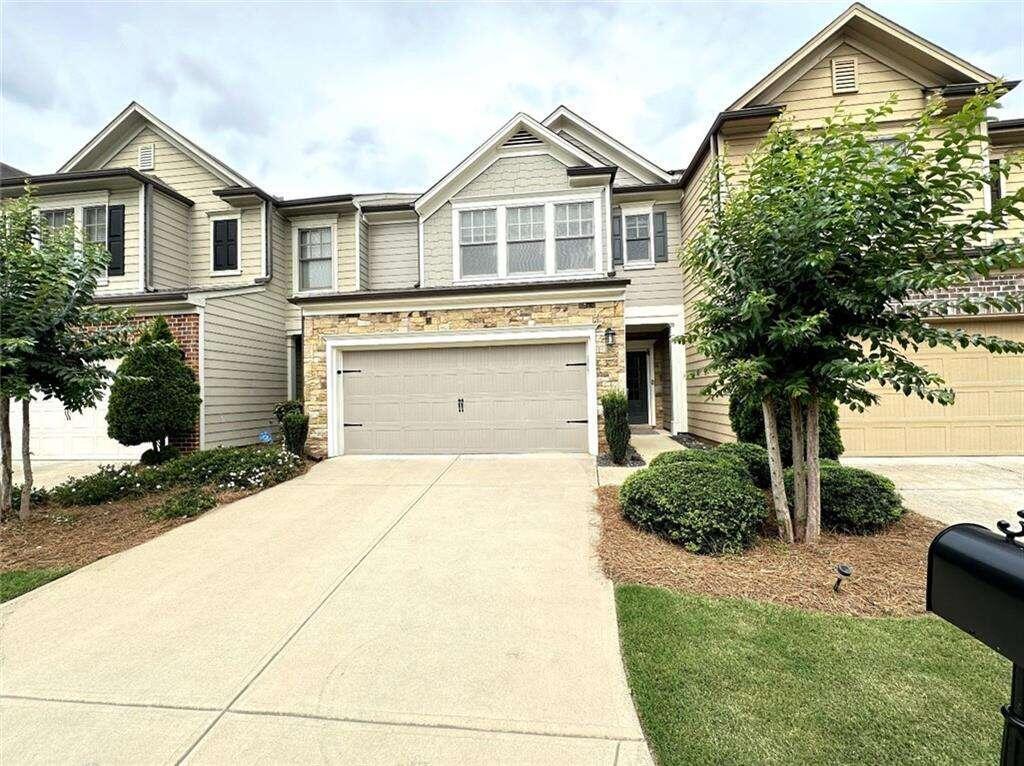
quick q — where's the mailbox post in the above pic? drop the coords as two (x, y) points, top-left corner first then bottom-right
(927, 511), (1024, 766)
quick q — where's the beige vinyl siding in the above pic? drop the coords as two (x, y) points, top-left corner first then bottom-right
(358, 215), (369, 289)
(992, 142), (1024, 239)
(679, 150), (735, 443)
(422, 204), (453, 286)
(96, 188), (141, 296)
(620, 202), (684, 307)
(102, 127), (259, 288)
(368, 221), (419, 290)
(202, 286), (288, 447)
(337, 212), (357, 291)
(149, 189), (190, 289)
(274, 210), (302, 333)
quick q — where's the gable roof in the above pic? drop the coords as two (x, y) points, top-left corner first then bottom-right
(1, 161), (29, 179)
(415, 113), (601, 218)
(59, 102), (255, 187)
(729, 2), (999, 111)
(542, 106), (675, 184)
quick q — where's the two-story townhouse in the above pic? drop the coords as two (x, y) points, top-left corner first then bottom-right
(3, 2), (1020, 462)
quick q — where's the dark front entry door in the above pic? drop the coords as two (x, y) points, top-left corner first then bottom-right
(626, 350), (649, 425)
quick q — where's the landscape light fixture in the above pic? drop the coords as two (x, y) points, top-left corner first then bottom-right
(833, 563), (853, 593)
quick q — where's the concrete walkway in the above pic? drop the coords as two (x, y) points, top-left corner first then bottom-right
(1, 455), (651, 765)
(842, 456), (1024, 529)
(597, 429), (682, 486)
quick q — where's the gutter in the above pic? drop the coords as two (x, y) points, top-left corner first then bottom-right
(289, 277), (631, 305)
(676, 104), (785, 191)
(277, 193), (355, 208)
(1, 167), (194, 207)
(989, 118), (1024, 132)
(95, 290), (188, 305)
(567, 165), (618, 183)
(929, 81), (1020, 98)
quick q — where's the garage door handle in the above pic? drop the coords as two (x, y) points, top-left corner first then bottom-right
(457, 398), (464, 413)
(566, 419), (587, 424)
(344, 423), (362, 427)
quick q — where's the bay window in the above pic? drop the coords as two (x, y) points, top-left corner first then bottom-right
(459, 208), (498, 276)
(506, 205), (545, 274)
(554, 201), (595, 272)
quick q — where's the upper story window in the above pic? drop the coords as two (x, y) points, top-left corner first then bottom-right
(624, 213), (651, 264)
(298, 226), (333, 290)
(40, 208), (73, 230)
(82, 206), (107, 245)
(459, 208), (498, 277)
(506, 205), (545, 274)
(211, 217), (239, 273)
(554, 201), (595, 272)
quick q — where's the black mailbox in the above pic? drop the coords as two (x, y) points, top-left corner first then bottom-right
(927, 514), (1024, 766)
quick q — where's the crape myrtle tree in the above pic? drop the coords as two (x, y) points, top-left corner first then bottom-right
(683, 85), (1024, 544)
(0, 189), (134, 520)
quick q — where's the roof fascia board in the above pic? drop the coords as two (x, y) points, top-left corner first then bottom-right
(60, 102), (253, 188)
(415, 113), (598, 219)
(542, 107), (674, 183)
(728, 3), (995, 111)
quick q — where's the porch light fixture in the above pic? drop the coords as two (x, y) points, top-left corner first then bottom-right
(604, 327), (616, 348)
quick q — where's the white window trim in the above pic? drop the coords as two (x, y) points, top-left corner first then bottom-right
(209, 212), (243, 277)
(37, 192), (112, 284)
(291, 216), (338, 295)
(324, 325), (599, 457)
(620, 201), (655, 270)
(451, 189), (604, 284)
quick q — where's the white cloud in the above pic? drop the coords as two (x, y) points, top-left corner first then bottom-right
(2, 1), (1021, 196)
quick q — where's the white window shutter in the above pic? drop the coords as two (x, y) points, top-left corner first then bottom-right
(831, 57), (858, 94)
(138, 144), (155, 171)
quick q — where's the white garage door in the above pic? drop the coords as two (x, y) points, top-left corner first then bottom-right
(7, 361), (146, 462)
(341, 343), (589, 454)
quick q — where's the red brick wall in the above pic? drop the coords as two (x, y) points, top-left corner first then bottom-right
(126, 313), (201, 452)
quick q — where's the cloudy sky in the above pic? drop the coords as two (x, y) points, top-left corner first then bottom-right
(2, 1), (1021, 197)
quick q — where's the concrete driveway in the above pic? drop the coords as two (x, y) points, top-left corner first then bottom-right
(842, 456), (1023, 528)
(10, 459), (116, 489)
(0, 455), (650, 765)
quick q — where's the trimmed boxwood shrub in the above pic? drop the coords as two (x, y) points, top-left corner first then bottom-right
(282, 411), (309, 455)
(729, 396), (843, 466)
(712, 442), (771, 489)
(648, 448), (747, 480)
(600, 389), (631, 464)
(620, 461), (768, 554)
(784, 462), (905, 534)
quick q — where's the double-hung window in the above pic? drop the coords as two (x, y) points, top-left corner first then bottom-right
(40, 208), (73, 230)
(459, 208), (497, 277)
(82, 206), (108, 246)
(554, 201), (595, 272)
(298, 226), (333, 290)
(624, 213), (652, 264)
(506, 205), (545, 274)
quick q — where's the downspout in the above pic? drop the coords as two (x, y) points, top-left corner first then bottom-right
(255, 199), (273, 284)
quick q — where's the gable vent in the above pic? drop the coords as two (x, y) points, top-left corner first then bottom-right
(138, 143), (155, 171)
(831, 57), (858, 94)
(502, 129), (543, 148)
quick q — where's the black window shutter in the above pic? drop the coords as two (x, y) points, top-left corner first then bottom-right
(612, 209), (623, 266)
(654, 211), (668, 262)
(213, 219), (238, 271)
(107, 205), (125, 276)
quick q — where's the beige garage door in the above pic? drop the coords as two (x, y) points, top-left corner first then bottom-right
(341, 343), (589, 454)
(840, 318), (1024, 456)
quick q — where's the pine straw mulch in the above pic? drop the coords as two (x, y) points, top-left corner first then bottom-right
(1, 487), (253, 572)
(595, 485), (944, 618)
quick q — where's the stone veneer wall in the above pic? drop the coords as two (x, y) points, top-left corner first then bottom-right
(125, 312), (201, 452)
(302, 300), (626, 457)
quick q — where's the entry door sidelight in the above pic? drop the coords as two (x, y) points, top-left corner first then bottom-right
(626, 350), (649, 425)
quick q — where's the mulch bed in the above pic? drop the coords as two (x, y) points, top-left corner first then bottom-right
(595, 485), (943, 618)
(2, 487), (252, 572)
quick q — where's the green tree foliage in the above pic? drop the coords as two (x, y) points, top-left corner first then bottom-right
(106, 317), (201, 458)
(729, 396), (843, 465)
(600, 389), (631, 464)
(0, 189), (134, 519)
(683, 86), (1024, 543)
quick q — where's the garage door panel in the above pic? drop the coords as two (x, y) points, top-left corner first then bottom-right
(841, 319), (1024, 456)
(341, 343), (589, 455)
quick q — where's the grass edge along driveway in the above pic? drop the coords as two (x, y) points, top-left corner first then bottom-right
(1, 569), (70, 602)
(616, 584), (1008, 766)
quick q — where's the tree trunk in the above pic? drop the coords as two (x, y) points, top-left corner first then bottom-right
(19, 398), (32, 521)
(790, 398), (808, 543)
(1, 397), (12, 519)
(805, 397), (822, 544)
(762, 396), (794, 544)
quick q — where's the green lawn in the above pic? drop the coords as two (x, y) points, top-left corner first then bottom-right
(1, 569), (70, 602)
(617, 585), (1008, 766)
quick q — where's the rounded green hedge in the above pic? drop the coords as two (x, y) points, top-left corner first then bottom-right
(785, 462), (905, 534)
(729, 396), (843, 466)
(712, 442), (771, 489)
(620, 461), (768, 555)
(648, 448), (747, 480)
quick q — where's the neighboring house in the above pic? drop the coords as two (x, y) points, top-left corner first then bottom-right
(1, 162), (30, 179)
(2, 2), (1020, 461)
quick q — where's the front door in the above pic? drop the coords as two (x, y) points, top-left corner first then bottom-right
(626, 350), (649, 425)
